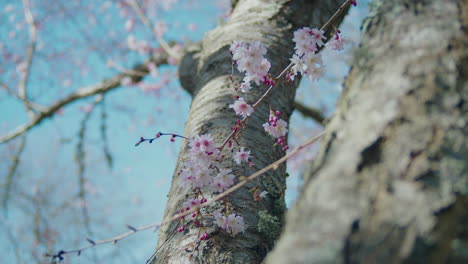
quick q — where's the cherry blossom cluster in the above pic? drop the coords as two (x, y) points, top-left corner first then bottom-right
(288, 27), (349, 81)
(175, 133), (247, 236)
(214, 211), (246, 235)
(289, 27), (326, 81)
(263, 110), (289, 150)
(230, 41), (272, 93)
(326, 30), (348, 51)
(228, 41), (292, 152)
(136, 25), (351, 243)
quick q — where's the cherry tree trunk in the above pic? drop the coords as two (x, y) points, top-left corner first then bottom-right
(152, 0), (344, 263)
(266, 0), (468, 263)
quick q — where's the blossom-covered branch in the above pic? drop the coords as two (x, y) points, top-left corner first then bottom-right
(45, 132), (323, 262)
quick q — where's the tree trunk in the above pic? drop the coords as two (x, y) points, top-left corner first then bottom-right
(152, 0), (345, 263)
(266, 0), (468, 263)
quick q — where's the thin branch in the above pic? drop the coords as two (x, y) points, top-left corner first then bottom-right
(0, 51), (169, 144)
(293, 101), (326, 125)
(3, 222), (24, 264)
(320, 0), (353, 32)
(2, 136), (26, 212)
(45, 132), (323, 262)
(129, 0), (182, 61)
(0, 82), (45, 112)
(75, 95), (104, 238)
(110, 62), (148, 77)
(100, 98), (113, 169)
(19, 0), (38, 116)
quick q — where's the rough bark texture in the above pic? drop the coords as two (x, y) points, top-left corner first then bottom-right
(266, 0), (468, 263)
(153, 0), (344, 263)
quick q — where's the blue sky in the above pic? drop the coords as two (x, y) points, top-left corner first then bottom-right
(0, 1), (370, 263)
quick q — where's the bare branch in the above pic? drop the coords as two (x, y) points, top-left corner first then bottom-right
(293, 101), (326, 125)
(19, 0), (38, 116)
(0, 51), (169, 144)
(0, 82), (44, 112)
(2, 136), (26, 212)
(99, 98), (113, 169)
(75, 95), (104, 240)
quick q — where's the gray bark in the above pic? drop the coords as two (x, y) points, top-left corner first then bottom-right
(266, 0), (468, 263)
(152, 0), (345, 263)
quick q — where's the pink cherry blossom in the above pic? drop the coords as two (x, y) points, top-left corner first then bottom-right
(178, 158), (215, 190)
(263, 118), (288, 138)
(189, 134), (216, 154)
(214, 212), (245, 235)
(212, 169), (235, 192)
(234, 147), (251, 165)
(229, 98), (254, 118)
(225, 214), (245, 235)
(307, 65), (326, 81)
(327, 31), (348, 51)
(310, 28), (326, 48)
(230, 41), (271, 90)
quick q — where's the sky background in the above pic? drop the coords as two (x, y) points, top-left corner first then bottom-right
(0, 1), (370, 263)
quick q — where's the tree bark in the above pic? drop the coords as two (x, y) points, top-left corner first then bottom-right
(266, 0), (468, 263)
(152, 0), (345, 263)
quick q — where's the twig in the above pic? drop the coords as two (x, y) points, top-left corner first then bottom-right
(2, 136), (26, 213)
(100, 98), (113, 168)
(19, 0), (38, 116)
(45, 132), (323, 261)
(75, 95), (104, 241)
(320, 0), (353, 32)
(110, 62), (148, 77)
(0, 82), (44, 112)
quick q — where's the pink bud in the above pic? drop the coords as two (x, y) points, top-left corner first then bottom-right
(199, 232), (209, 240)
